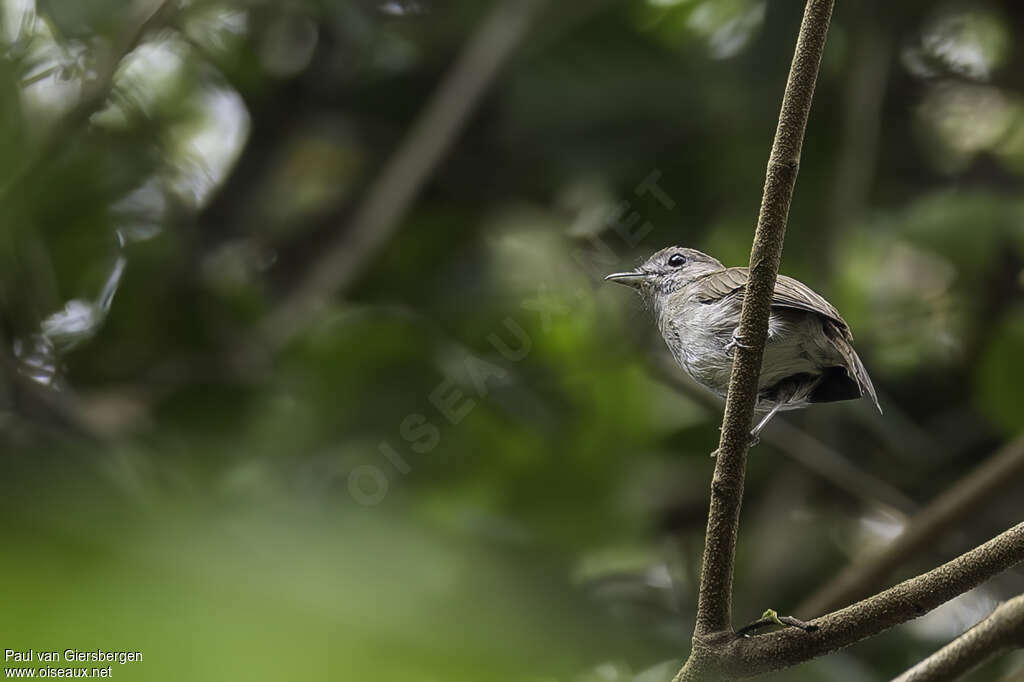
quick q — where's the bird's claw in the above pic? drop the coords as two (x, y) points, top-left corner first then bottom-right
(724, 328), (753, 354)
(710, 433), (759, 459)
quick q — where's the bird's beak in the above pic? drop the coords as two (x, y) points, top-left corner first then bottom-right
(604, 271), (648, 288)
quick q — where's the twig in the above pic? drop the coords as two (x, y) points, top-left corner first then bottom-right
(680, 523), (1024, 679)
(798, 434), (1024, 618)
(685, 0), (835, 648)
(259, 0), (548, 353)
(736, 609), (818, 637)
(891, 594), (1024, 682)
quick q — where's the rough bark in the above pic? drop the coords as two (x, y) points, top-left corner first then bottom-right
(670, 2), (1024, 679)
(677, 523), (1024, 680)
(891, 594), (1024, 682)
(686, 0), (836, 648)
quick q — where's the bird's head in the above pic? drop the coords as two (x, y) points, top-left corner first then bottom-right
(605, 247), (724, 303)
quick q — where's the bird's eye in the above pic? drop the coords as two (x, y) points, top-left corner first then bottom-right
(668, 253), (687, 267)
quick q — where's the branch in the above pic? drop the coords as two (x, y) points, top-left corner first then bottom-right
(681, 523), (1024, 679)
(798, 434), (1024, 618)
(258, 0), (547, 353)
(891, 594), (1024, 682)
(687, 0), (835, 644)
(669, 4), (1024, 676)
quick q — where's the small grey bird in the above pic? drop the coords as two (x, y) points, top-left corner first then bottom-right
(606, 246), (880, 439)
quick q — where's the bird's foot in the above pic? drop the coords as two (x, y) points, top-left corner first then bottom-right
(736, 609), (818, 638)
(709, 433), (760, 459)
(724, 328), (753, 354)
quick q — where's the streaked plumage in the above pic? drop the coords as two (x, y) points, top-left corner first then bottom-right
(606, 247), (880, 437)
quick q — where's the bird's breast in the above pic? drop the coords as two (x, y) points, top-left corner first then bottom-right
(660, 299), (736, 396)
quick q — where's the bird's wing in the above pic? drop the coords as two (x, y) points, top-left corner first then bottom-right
(694, 267), (852, 339)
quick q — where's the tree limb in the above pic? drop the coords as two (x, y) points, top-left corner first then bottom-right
(799, 434), (1024, 618)
(679, 523), (1024, 679)
(259, 0), (547, 353)
(685, 0), (835, 647)
(667, 3), (1024, 678)
(891, 593), (1024, 682)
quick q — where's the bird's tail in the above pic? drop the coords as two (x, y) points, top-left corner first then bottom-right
(835, 337), (882, 414)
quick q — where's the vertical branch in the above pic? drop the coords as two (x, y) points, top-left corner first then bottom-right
(690, 0), (835, 641)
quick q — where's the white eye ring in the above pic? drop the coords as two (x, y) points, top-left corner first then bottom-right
(668, 253), (686, 267)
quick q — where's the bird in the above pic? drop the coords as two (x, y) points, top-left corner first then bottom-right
(605, 246), (880, 441)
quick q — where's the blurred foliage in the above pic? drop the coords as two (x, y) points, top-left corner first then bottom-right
(1, 0), (1024, 680)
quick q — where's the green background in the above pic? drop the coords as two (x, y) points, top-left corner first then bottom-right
(1, 1), (1023, 680)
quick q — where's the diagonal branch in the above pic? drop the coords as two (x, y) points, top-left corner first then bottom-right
(687, 0), (835, 644)
(259, 0), (547, 353)
(798, 434), (1024, 618)
(891, 593), (1024, 682)
(680, 523), (1024, 679)
(724, 522), (1024, 677)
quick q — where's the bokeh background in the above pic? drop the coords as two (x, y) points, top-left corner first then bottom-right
(1, 0), (1023, 680)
